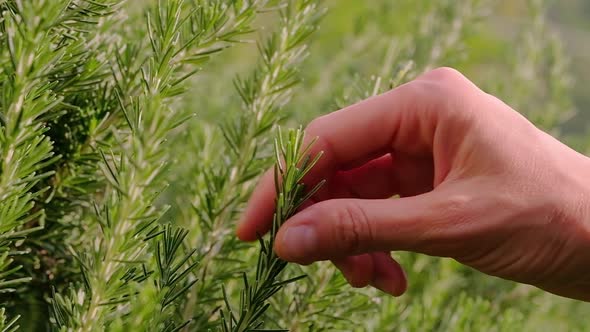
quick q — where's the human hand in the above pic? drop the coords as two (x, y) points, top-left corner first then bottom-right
(236, 67), (590, 301)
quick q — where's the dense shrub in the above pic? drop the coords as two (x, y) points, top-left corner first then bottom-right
(0, 0), (587, 331)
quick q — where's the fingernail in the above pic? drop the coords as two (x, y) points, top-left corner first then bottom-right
(278, 225), (318, 260)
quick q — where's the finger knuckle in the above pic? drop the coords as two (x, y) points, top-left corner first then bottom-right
(410, 69), (479, 125)
(442, 193), (473, 214)
(333, 201), (372, 253)
(416, 67), (474, 101)
(421, 67), (467, 84)
(418, 193), (475, 252)
(438, 193), (477, 227)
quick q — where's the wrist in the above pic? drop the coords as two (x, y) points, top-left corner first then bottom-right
(539, 131), (590, 237)
(563, 154), (590, 236)
(548, 152), (590, 299)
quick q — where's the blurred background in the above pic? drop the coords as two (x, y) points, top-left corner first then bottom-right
(305, 0), (590, 136)
(192, 0), (590, 143)
(468, 0), (590, 141)
(544, 0), (590, 129)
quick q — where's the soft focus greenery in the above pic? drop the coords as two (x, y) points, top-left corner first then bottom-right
(0, 0), (588, 331)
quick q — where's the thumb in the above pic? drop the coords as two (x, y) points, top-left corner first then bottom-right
(274, 191), (467, 264)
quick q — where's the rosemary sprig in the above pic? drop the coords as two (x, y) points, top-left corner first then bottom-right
(220, 127), (324, 332)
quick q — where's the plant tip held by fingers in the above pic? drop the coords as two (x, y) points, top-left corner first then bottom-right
(220, 126), (325, 332)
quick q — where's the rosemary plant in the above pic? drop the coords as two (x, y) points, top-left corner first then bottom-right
(177, 0), (323, 326)
(50, 0), (274, 330)
(220, 127), (324, 332)
(0, 0), (122, 327)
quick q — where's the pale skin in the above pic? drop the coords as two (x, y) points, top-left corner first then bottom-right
(236, 67), (590, 301)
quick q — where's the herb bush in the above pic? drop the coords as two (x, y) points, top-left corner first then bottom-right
(0, 0), (588, 331)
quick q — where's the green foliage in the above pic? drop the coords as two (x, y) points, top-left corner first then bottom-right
(0, 0), (588, 331)
(220, 128), (324, 332)
(493, 0), (575, 134)
(170, 1), (323, 328)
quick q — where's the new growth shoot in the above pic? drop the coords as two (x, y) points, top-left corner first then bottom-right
(221, 127), (324, 332)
